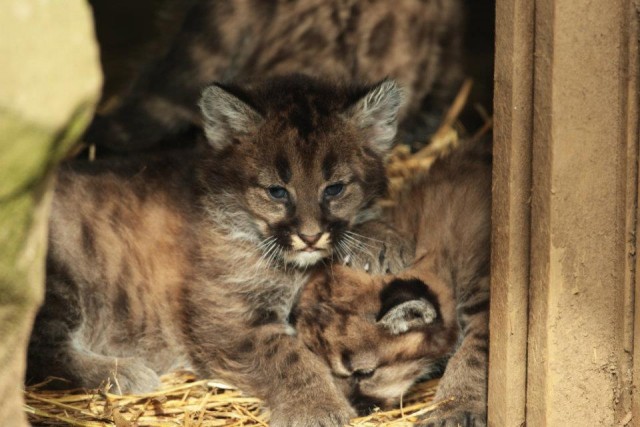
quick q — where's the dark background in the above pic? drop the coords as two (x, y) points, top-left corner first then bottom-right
(88, 0), (494, 131)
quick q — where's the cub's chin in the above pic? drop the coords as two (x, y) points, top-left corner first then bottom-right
(283, 249), (330, 268)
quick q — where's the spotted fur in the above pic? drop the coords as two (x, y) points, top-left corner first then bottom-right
(28, 75), (408, 427)
(295, 144), (492, 425)
(86, 0), (464, 152)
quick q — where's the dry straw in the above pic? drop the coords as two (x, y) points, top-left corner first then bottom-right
(24, 80), (490, 426)
(383, 78), (491, 206)
(24, 372), (445, 427)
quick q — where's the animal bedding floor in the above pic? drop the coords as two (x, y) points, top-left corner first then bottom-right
(24, 371), (442, 426)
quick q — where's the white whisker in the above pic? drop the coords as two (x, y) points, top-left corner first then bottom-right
(337, 240), (351, 259)
(266, 244), (282, 270)
(261, 240), (280, 271)
(257, 236), (276, 250)
(343, 233), (375, 251)
(346, 230), (385, 244)
(343, 235), (372, 254)
(343, 235), (374, 260)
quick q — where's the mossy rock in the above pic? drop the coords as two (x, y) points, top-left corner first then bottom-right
(0, 1), (102, 425)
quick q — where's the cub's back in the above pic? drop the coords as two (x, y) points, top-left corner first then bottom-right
(387, 146), (492, 281)
(42, 152), (199, 369)
(50, 153), (197, 288)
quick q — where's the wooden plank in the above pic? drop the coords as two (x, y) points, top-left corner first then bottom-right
(629, 2), (640, 424)
(527, 0), (636, 424)
(488, 0), (534, 425)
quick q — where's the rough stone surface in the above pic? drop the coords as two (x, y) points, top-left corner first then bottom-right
(0, 1), (101, 425)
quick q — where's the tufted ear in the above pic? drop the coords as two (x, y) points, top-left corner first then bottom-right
(376, 278), (438, 335)
(377, 299), (437, 335)
(199, 83), (264, 151)
(344, 79), (405, 156)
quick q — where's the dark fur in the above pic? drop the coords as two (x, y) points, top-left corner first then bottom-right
(86, 0), (464, 151)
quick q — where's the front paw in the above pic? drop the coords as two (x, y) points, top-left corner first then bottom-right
(269, 394), (354, 427)
(75, 355), (160, 394)
(104, 357), (160, 394)
(342, 226), (414, 275)
(418, 406), (487, 427)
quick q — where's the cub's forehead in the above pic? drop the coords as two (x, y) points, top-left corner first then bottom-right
(242, 78), (368, 147)
(253, 130), (361, 179)
(256, 114), (360, 153)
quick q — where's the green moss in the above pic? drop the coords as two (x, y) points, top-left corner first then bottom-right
(0, 103), (93, 306)
(0, 103), (92, 198)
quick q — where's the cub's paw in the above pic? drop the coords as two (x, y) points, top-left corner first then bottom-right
(269, 395), (354, 427)
(105, 358), (161, 394)
(418, 407), (487, 427)
(342, 225), (414, 275)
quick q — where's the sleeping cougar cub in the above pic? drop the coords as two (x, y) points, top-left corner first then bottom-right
(295, 145), (492, 426)
(28, 74), (412, 427)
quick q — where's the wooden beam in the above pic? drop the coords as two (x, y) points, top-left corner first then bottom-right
(526, 0), (637, 425)
(489, 0), (534, 425)
(491, 0), (639, 424)
(629, 2), (640, 424)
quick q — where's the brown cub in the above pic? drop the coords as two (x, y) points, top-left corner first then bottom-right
(295, 145), (492, 426)
(87, 0), (464, 151)
(28, 75), (408, 427)
(295, 265), (458, 414)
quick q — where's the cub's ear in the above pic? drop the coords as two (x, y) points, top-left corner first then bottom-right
(199, 83), (264, 151)
(344, 79), (405, 156)
(377, 278), (438, 335)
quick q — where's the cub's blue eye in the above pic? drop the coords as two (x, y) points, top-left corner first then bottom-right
(268, 186), (288, 200)
(324, 183), (344, 198)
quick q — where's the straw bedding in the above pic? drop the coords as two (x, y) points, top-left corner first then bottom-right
(24, 372), (445, 427)
(24, 80), (488, 426)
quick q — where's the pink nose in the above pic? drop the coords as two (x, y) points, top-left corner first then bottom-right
(298, 233), (322, 246)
